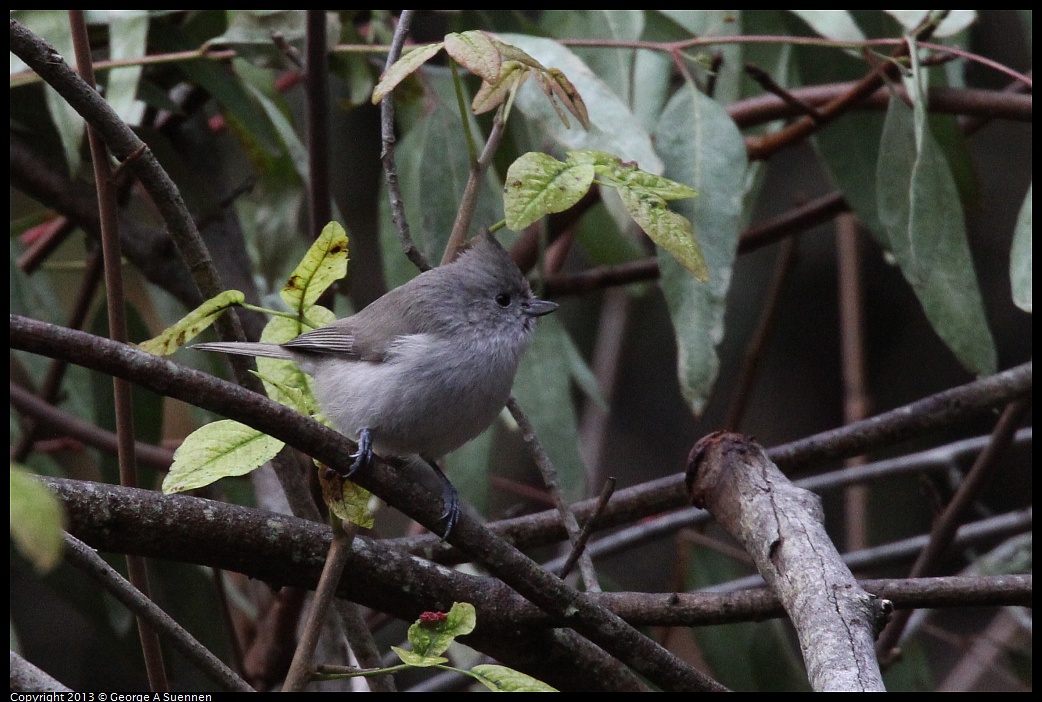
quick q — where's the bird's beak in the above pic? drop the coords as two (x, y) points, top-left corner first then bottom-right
(523, 298), (559, 317)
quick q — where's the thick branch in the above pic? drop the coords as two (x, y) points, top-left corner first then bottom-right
(688, 432), (887, 691)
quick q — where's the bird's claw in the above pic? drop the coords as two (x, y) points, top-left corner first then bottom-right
(344, 428), (373, 479)
(424, 456), (460, 540)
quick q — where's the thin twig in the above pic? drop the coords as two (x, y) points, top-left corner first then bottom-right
(378, 9), (430, 272)
(63, 534), (253, 692)
(506, 396), (602, 594)
(9, 382), (175, 470)
(284, 520), (358, 691)
(557, 478), (616, 583)
(876, 399), (1032, 663)
(744, 62), (823, 121)
(15, 217), (78, 273)
(837, 214), (871, 551)
(305, 10), (331, 241)
(333, 600), (397, 692)
(69, 11), (168, 692)
(543, 191), (849, 296)
(441, 113), (508, 265)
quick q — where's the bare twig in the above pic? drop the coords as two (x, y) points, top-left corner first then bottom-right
(441, 114), (507, 264)
(557, 478), (616, 582)
(284, 520), (358, 691)
(744, 62), (823, 121)
(543, 191), (849, 296)
(837, 214), (871, 551)
(63, 534), (253, 691)
(10, 382), (175, 470)
(10, 652), (72, 693)
(378, 9), (430, 272)
(506, 396), (603, 596)
(305, 9), (331, 241)
(69, 11), (168, 691)
(15, 217), (77, 273)
(876, 399), (1032, 663)
(333, 600), (396, 692)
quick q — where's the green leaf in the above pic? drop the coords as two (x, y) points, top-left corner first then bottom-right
(444, 31), (501, 82)
(163, 420), (285, 493)
(566, 150), (704, 279)
(138, 290), (246, 356)
(876, 56), (997, 376)
(10, 465), (66, 573)
(1011, 184), (1032, 313)
(654, 85), (748, 416)
(372, 42), (444, 104)
(470, 664), (559, 692)
(503, 152), (595, 230)
(279, 221), (349, 313)
(403, 602), (477, 660)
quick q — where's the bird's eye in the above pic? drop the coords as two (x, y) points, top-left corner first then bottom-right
(495, 293), (511, 307)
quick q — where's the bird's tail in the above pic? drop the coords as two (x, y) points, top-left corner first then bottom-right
(192, 342), (294, 360)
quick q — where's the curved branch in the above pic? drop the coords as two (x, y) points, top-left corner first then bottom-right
(9, 315), (724, 692)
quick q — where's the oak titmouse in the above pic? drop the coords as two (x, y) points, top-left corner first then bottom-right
(194, 233), (558, 536)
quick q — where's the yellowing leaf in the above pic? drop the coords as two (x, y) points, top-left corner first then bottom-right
(280, 221), (349, 313)
(138, 290), (246, 356)
(318, 466), (374, 528)
(620, 189), (708, 281)
(504, 152), (595, 230)
(163, 420), (285, 493)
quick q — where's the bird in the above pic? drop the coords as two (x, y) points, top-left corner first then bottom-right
(194, 234), (558, 537)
